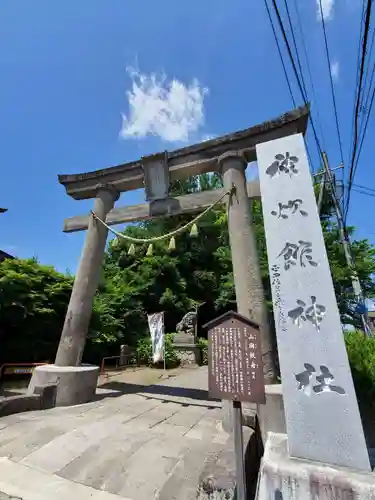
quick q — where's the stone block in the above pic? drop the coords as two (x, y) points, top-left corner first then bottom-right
(257, 433), (375, 500)
(174, 345), (201, 366)
(197, 423), (264, 500)
(33, 383), (57, 409)
(28, 364), (99, 407)
(0, 394), (41, 417)
(173, 333), (196, 345)
(257, 384), (286, 443)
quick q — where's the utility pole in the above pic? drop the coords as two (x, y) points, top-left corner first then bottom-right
(317, 171), (326, 214)
(321, 152), (370, 335)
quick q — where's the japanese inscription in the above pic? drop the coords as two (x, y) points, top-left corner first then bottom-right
(266, 152), (299, 178)
(277, 241), (318, 270)
(257, 133), (370, 470)
(288, 296), (326, 331)
(271, 199), (308, 219)
(206, 313), (265, 404)
(271, 264), (287, 332)
(295, 363), (346, 396)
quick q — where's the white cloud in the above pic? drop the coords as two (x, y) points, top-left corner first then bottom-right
(317, 0), (334, 21)
(331, 60), (340, 82)
(120, 67), (208, 143)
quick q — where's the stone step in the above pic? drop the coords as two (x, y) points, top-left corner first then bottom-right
(0, 458), (129, 500)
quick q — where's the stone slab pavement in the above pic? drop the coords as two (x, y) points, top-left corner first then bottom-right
(0, 367), (238, 500)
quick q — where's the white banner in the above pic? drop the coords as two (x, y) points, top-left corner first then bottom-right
(148, 312), (164, 363)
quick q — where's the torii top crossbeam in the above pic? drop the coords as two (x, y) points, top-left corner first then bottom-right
(59, 105), (309, 200)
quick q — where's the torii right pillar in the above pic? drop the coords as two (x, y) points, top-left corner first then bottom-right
(218, 151), (276, 433)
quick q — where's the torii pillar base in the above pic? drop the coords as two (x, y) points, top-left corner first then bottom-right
(28, 364), (99, 407)
(256, 433), (374, 500)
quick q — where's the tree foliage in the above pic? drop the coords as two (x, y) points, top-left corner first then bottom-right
(0, 258), (123, 364)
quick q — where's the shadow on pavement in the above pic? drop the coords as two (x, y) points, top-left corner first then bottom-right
(96, 380), (220, 405)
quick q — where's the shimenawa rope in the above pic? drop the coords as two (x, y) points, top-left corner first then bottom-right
(91, 187), (233, 245)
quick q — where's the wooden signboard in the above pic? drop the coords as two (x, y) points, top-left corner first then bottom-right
(203, 311), (266, 404)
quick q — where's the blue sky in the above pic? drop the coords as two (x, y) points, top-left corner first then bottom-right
(0, 0), (372, 274)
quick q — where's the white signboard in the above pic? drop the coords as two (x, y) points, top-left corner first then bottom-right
(148, 312), (164, 363)
(256, 134), (370, 471)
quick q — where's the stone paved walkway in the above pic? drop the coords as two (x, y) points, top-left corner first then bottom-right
(0, 367), (234, 500)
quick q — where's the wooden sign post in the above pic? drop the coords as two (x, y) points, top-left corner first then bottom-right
(203, 311), (266, 500)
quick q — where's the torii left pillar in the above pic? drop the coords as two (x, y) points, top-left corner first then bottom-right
(28, 185), (119, 406)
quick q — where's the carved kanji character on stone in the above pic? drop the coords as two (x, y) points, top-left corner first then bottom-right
(313, 366), (346, 395)
(295, 363), (316, 396)
(288, 296), (326, 331)
(266, 152), (299, 178)
(271, 199), (308, 219)
(277, 241), (318, 270)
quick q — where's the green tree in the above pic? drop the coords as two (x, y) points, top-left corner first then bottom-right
(0, 258), (124, 364)
(0, 258), (73, 363)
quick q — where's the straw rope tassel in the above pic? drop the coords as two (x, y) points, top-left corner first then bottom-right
(168, 236), (176, 251)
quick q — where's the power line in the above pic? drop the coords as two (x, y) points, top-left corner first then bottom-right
(352, 182), (375, 192)
(292, 0), (326, 152)
(359, 62), (375, 134)
(263, 0), (317, 169)
(360, 18), (375, 114)
(268, 0), (307, 103)
(346, 0), (373, 220)
(352, 186), (375, 197)
(282, 0), (309, 100)
(317, 0), (345, 166)
(352, 85), (375, 177)
(348, 1), (366, 173)
(350, 19), (375, 188)
(263, 0), (296, 107)
(321, 152), (370, 335)
(267, 0), (324, 159)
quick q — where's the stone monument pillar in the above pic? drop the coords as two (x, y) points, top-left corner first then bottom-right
(255, 133), (372, 500)
(29, 185), (119, 406)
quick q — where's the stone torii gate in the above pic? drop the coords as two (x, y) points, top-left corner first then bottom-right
(29, 105), (309, 407)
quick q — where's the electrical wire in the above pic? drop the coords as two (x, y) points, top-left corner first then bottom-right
(263, 0), (296, 107)
(282, 0), (309, 100)
(351, 27), (375, 182)
(360, 23), (375, 113)
(348, 1), (366, 173)
(352, 186), (375, 198)
(346, 0), (373, 220)
(267, 0), (324, 160)
(352, 86), (375, 180)
(357, 60), (375, 147)
(317, 0), (345, 167)
(292, 0), (327, 152)
(263, 0), (316, 169)
(352, 182), (375, 193)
